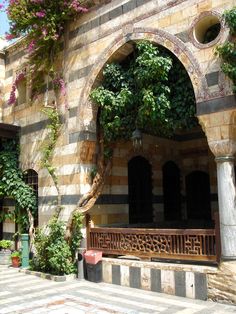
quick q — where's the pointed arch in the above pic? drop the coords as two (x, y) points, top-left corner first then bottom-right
(77, 27), (208, 126)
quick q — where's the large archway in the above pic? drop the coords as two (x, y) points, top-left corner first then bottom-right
(81, 34), (212, 232)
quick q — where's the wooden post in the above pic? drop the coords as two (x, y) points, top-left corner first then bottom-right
(86, 214), (91, 250)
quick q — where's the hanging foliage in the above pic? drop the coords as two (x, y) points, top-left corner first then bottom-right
(216, 7), (236, 92)
(90, 41), (196, 145)
(3, 0), (88, 103)
(0, 139), (37, 235)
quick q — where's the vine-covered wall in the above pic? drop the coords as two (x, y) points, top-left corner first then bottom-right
(0, 0), (234, 229)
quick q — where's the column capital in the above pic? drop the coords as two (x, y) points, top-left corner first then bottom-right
(198, 109), (236, 158)
(208, 139), (236, 158)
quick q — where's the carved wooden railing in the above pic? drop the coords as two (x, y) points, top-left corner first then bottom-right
(87, 224), (220, 262)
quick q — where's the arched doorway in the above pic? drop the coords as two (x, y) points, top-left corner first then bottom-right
(186, 171), (211, 220)
(162, 161), (181, 221)
(128, 156), (153, 224)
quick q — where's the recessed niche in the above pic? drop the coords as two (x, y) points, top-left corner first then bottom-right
(193, 14), (222, 46)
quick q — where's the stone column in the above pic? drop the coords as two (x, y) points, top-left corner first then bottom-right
(215, 155), (236, 260)
(198, 110), (236, 261)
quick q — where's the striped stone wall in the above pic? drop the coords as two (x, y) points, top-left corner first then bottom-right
(102, 257), (217, 301)
(0, 0), (234, 227)
(89, 132), (218, 226)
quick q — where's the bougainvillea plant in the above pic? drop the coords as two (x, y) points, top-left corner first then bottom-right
(4, 0), (88, 102)
(8, 69), (26, 105)
(216, 7), (236, 92)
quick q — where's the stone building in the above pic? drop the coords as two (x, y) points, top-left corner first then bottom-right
(0, 0), (236, 303)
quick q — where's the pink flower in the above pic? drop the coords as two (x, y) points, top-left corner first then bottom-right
(53, 77), (66, 97)
(42, 28), (47, 37)
(5, 33), (15, 41)
(70, 0), (88, 13)
(9, 0), (19, 5)
(8, 84), (16, 105)
(27, 40), (36, 53)
(35, 11), (46, 18)
(15, 72), (25, 83)
(52, 33), (59, 40)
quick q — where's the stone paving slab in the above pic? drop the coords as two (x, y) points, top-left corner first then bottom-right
(0, 266), (235, 313)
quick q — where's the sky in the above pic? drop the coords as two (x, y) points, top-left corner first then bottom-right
(0, 3), (9, 37)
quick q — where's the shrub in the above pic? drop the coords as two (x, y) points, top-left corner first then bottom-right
(0, 240), (12, 250)
(31, 218), (75, 275)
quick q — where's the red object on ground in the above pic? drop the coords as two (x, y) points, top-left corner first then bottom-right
(11, 256), (20, 268)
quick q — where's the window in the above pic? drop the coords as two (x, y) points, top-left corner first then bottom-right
(16, 77), (27, 105)
(190, 12), (222, 48)
(23, 169), (38, 226)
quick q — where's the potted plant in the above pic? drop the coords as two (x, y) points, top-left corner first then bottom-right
(11, 251), (21, 268)
(0, 240), (12, 265)
(0, 240), (12, 250)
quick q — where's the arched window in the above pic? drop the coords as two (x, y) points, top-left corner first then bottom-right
(23, 169), (38, 226)
(128, 156), (153, 224)
(162, 161), (181, 221)
(186, 171), (211, 220)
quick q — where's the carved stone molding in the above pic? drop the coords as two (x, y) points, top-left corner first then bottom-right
(208, 139), (236, 158)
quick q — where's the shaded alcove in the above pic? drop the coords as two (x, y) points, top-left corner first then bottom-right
(186, 171), (211, 220)
(162, 161), (181, 221)
(128, 156), (153, 224)
(89, 39), (209, 228)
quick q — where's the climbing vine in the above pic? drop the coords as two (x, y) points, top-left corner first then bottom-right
(0, 139), (37, 234)
(8, 69), (26, 106)
(216, 7), (236, 92)
(41, 106), (62, 209)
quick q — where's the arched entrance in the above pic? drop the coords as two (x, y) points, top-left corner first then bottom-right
(85, 35), (218, 263)
(186, 171), (211, 220)
(162, 161), (181, 221)
(128, 156), (153, 224)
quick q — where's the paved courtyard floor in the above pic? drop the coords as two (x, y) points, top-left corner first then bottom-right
(0, 265), (235, 314)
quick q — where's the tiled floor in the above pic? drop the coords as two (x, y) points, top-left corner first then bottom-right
(0, 265), (235, 313)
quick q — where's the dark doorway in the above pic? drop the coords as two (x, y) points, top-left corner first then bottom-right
(128, 156), (153, 224)
(162, 161), (181, 221)
(186, 171), (211, 220)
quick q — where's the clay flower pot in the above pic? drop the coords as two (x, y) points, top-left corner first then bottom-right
(11, 251), (21, 267)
